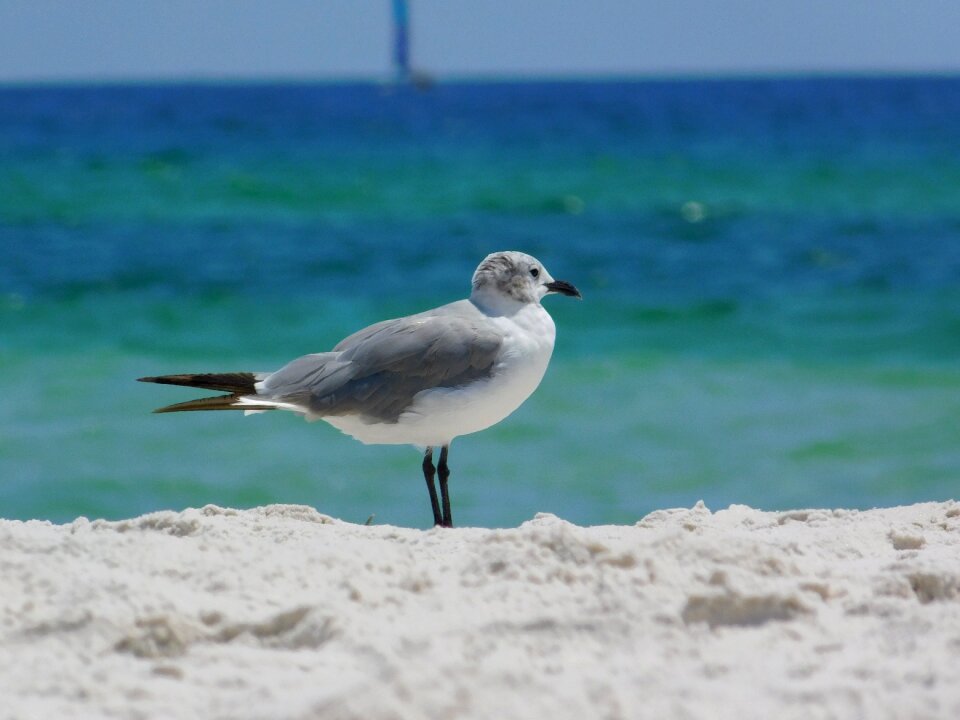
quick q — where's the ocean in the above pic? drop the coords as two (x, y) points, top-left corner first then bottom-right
(2, 77), (959, 527)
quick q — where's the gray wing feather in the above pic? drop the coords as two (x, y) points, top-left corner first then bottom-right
(259, 306), (502, 422)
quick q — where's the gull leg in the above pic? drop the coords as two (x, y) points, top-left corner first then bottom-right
(438, 445), (453, 528)
(422, 447), (443, 527)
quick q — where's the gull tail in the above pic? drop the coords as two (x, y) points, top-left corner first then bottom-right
(137, 372), (276, 414)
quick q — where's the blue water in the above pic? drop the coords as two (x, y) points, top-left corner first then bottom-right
(2, 77), (959, 527)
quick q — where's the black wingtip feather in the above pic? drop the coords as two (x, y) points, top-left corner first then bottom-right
(138, 372), (257, 394)
(150, 394), (276, 413)
(140, 373), (269, 413)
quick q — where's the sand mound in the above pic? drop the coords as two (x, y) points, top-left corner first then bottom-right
(2, 501), (959, 719)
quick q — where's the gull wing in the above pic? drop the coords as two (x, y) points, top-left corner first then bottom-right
(260, 303), (503, 422)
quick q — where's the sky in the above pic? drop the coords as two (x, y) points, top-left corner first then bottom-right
(2, 0), (959, 82)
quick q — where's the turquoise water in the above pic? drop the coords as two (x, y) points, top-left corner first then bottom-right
(2, 78), (959, 527)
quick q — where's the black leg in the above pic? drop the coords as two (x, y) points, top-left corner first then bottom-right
(438, 445), (452, 528)
(422, 447), (442, 527)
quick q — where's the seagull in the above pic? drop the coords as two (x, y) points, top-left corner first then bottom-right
(139, 251), (580, 528)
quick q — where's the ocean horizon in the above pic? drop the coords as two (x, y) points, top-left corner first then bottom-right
(3, 68), (959, 86)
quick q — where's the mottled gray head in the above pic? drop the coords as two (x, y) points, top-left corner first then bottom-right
(471, 251), (581, 306)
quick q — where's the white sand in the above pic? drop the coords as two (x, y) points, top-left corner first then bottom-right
(2, 501), (959, 720)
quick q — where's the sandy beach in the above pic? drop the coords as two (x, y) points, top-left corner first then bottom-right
(2, 500), (959, 719)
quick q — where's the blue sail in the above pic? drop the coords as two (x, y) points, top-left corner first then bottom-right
(392, 0), (410, 82)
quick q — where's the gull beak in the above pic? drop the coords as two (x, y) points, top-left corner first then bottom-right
(545, 280), (582, 299)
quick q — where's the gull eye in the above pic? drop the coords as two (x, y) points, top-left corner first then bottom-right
(530, 267), (540, 278)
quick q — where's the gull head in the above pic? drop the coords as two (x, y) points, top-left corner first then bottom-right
(471, 251), (581, 307)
